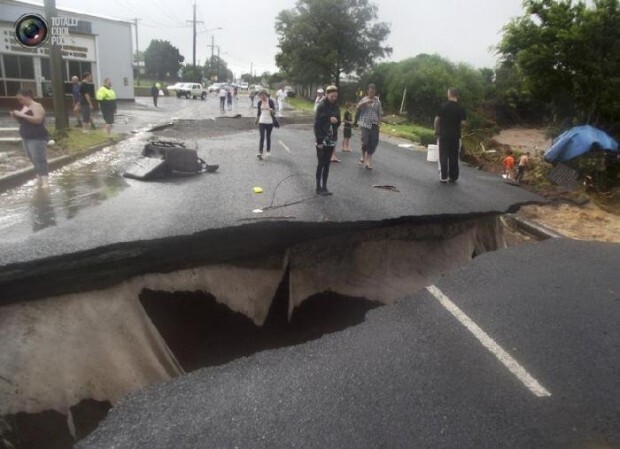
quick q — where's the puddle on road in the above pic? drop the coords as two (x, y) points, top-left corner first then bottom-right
(0, 137), (148, 239)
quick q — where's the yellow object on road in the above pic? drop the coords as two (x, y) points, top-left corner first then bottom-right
(253, 187), (264, 194)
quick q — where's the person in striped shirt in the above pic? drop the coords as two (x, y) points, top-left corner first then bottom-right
(355, 84), (382, 170)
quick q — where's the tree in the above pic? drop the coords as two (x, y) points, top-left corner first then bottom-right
(275, 0), (392, 89)
(144, 40), (184, 80)
(364, 54), (488, 126)
(496, 0), (620, 130)
(204, 56), (233, 82)
(181, 64), (204, 83)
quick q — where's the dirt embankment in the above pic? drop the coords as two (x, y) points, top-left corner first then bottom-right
(493, 128), (619, 243)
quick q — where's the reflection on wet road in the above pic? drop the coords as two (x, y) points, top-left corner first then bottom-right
(0, 94), (307, 242)
(0, 136), (148, 240)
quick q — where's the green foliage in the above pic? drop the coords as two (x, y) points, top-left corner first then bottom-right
(275, 0), (392, 88)
(496, 0), (620, 131)
(144, 40), (184, 80)
(364, 54), (490, 127)
(240, 73), (262, 84)
(181, 64), (204, 83)
(287, 96), (315, 114)
(204, 56), (233, 82)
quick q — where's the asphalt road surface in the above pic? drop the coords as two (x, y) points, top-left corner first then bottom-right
(78, 238), (620, 449)
(0, 95), (543, 266)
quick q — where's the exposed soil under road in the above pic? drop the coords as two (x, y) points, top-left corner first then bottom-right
(492, 127), (619, 243)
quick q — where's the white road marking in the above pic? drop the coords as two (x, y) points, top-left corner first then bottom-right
(279, 140), (292, 153)
(426, 285), (551, 398)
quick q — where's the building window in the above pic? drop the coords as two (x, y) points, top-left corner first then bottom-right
(68, 61), (92, 80)
(2, 55), (35, 80)
(4, 55), (19, 78)
(21, 57), (34, 79)
(41, 58), (51, 80)
(6, 81), (21, 96)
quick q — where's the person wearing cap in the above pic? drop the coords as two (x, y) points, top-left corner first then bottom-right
(314, 85), (341, 196)
(314, 88), (325, 112)
(356, 83), (382, 170)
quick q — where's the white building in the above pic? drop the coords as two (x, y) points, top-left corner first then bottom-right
(0, 0), (134, 100)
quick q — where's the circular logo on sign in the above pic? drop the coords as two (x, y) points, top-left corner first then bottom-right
(14, 14), (49, 48)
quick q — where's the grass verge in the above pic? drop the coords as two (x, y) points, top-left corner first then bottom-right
(287, 97), (315, 114)
(48, 127), (113, 155)
(381, 123), (436, 145)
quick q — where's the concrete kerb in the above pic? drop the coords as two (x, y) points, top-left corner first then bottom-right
(504, 213), (565, 240)
(0, 140), (118, 193)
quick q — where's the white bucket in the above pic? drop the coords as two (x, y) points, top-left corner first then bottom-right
(427, 144), (439, 162)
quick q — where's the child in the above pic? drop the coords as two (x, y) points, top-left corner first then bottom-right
(503, 150), (515, 179)
(516, 151), (530, 183)
(342, 104), (353, 152)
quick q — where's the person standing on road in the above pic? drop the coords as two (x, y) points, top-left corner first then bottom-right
(218, 86), (227, 113)
(314, 85), (341, 196)
(249, 89), (256, 108)
(79, 72), (95, 132)
(151, 82), (159, 108)
(96, 78), (117, 139)
(434, 88), (466, 183)
(276, 86), (286, 116)
(10, 89), (50, 189)
(226, 88), (233, 111)
(356, 83), (382, 170)
(342, 104), (353, 152)
(314, 88), (324, 112)
(70, 75), (82, 127)
(255, 90), (276, 160)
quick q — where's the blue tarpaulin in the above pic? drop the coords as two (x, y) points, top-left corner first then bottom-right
(544, 125), (619, 163)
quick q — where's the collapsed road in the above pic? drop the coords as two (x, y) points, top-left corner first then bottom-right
(2, 99), (596, 448)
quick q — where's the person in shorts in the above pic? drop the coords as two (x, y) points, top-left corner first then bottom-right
(342, 104), (353, 152)
(356, 84), (382, 170)
(10, 89), (50, 188)
(70, 76), (82, 127)
(515, 151), (530, 183)
(96, 78), (117, 139)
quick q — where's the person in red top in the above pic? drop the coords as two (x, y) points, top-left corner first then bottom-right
(503, 150), (516, 179)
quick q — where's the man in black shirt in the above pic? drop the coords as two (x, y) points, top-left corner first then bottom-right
(434, 88), (466, 183)
(79, 72), (95, 131)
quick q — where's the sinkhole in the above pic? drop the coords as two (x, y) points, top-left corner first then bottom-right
(0, 214), (534, 449)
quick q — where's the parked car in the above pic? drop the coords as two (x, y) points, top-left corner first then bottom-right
(167, 83), (187, 95)
(177, 83), (208, 100)
(208, 82), (228, 93)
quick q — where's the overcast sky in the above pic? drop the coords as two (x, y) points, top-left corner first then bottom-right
(50, 0), (526, 78)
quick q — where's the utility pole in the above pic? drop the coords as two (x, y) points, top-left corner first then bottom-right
(217, 46), (220, 81)
(133, 18), (141, 85)
(207, 35), (216, 81)
(186, 2), (203, 83)
(43, 0), (68, 132)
